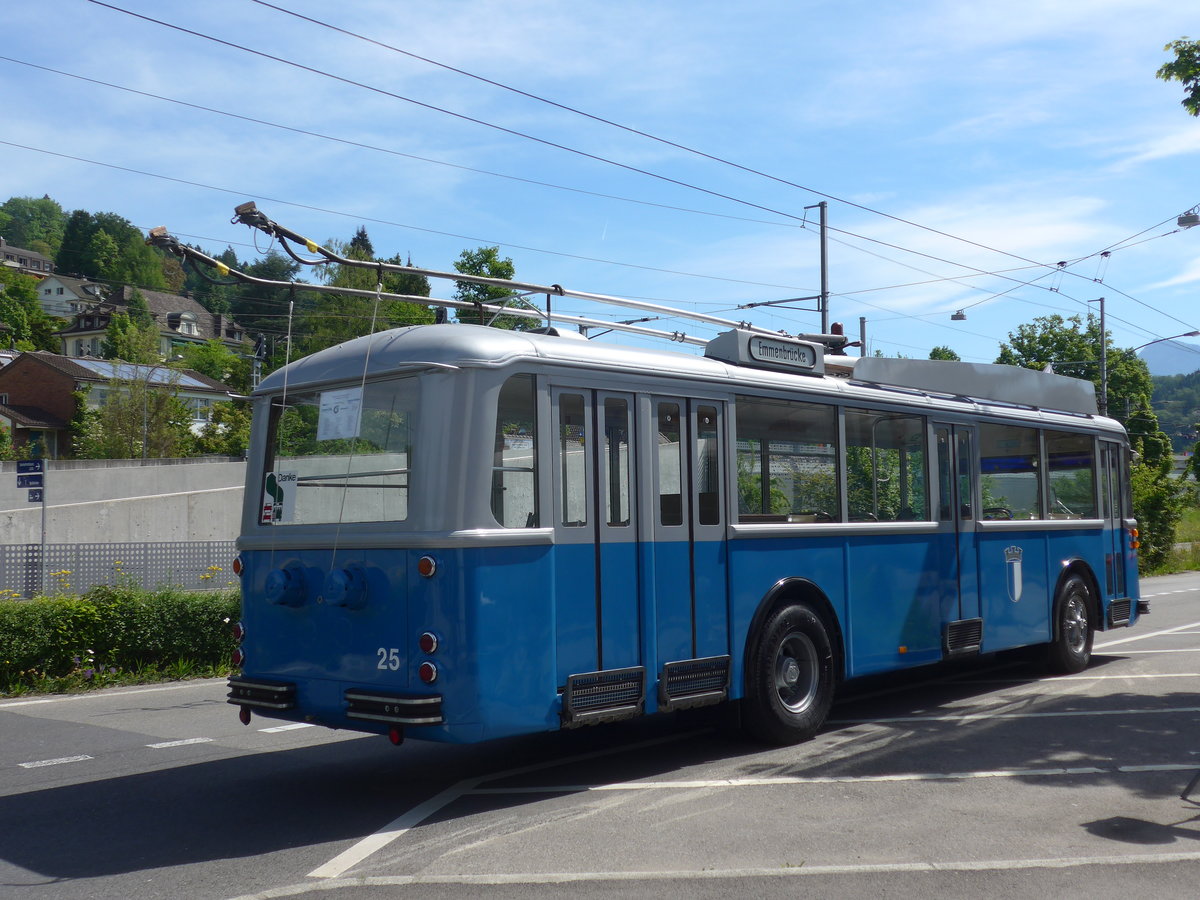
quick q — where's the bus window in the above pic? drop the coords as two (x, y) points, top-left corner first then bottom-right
(603, 397), (632, 527)
(734, 395), (838, 523)
(559, 393), (588, 527)
(1045, 431), (1096, 519)
(492, 374), (539, 528)
(697, 405), (721, 525)
(978, 423), (1042, 519)
(263, 376), (416, 525)
(658, 402), (683, 526)
(844, 409), (927, 522)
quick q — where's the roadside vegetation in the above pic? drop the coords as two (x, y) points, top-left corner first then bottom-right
(0, 585), (238, 697)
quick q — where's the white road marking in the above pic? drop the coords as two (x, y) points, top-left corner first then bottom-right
(1096, 620), (1200, 649)
(146, 738), (213, 749)
(18, 754), (92, 768)
(307, 730), (703, 880)
(236, 850), (1200, 898)
(258, 723), (314, 733)
(832, 706), (1200, 724)
(0, 680), (222, 709)
(467, 762), (1200, 793)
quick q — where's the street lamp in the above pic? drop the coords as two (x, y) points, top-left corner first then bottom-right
(1131, 331), (1200, 353)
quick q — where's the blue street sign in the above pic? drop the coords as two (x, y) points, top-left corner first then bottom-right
(17, 474), (44, 489)
(17, 459), (44, 474)
(27, 489), (43, 503)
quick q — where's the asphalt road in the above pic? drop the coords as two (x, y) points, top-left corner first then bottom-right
(2, 571), (1199, 899)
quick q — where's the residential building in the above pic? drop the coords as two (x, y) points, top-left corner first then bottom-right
(31, 274), (108, 320)
(0, 351), (235, 458)
(56, 285), (246, 358)
(0, 237), (55, 278)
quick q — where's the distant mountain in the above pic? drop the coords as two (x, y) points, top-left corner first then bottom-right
(1139, 339), (1200, 376)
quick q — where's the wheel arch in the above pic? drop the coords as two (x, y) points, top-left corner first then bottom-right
(744, 577), (846, 692)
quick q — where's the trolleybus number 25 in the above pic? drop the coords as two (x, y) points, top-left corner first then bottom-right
(377, 648), (402, 671)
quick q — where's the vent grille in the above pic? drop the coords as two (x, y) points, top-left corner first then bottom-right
(944, 618), (983, 656)
(659, 655), (730, 711)
(1108, 598), (1132, 627)
(561, 666), (645, 727)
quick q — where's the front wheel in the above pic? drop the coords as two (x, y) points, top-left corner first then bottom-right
(743, 602), (836, 745)
(1045, 574), (1095, 674)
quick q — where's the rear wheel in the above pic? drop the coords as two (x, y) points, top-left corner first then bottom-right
(743, 602), (836, 745)
(1046, 574), (1095, 674)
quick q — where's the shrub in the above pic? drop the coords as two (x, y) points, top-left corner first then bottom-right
(0, 587), (240, 694)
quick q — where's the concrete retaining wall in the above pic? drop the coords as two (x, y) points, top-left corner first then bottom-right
(0, 458), (247, 544)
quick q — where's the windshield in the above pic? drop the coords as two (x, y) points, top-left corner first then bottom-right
(260, 376), (417, 526)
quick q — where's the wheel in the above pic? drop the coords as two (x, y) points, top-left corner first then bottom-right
(743, 602), (836, 745)
(1045, 574), (1095, 674)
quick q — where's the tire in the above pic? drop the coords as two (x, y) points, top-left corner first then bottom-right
(1045, 574), (1095, 674)
(743, 602), (836, 745)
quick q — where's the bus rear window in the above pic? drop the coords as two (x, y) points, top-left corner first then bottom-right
(261, 377), (416, 526)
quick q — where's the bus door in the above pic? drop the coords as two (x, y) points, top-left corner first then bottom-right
(648, 397), (731, 709)
(935, 424), (982, 654)
(550, 389), (640, 686)
(1099, 440), (1130, 609)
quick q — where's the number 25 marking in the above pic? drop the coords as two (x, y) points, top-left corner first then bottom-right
(376, 647), (401, 670)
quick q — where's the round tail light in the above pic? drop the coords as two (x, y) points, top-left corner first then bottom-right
(418, 632), (439, 654)
(418, 661), (438, 684)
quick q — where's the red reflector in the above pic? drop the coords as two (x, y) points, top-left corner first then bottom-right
(417, 556), (437, 578)
(231, 647), (245, 668)
(418, 661), (438, 684)
(232, 621), (246, 643)
(388, 726), (404, 746)
(239, 706), (251, 725)
(232, 556), (244, 577)
(418, 632), (439, 654)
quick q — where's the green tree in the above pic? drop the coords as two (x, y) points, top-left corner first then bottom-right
(298, 231), (433, 354)
(0, 268), (62, 351)
(996, 313), (1153, 419)
(175, 339), (251, 393)
(193, 401), (252, 457)
(452, 246), (531, 330)
(0, 195), (66, 255)
(230, 251), (303, 337)
(929, 345), (960, 361)
(71, 379), (194, 459)
(1158, 37), (1200, 116)
(102, 312), (159, 363)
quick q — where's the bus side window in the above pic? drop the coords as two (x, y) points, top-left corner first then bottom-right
(491, 374), (539, 528)
(658, 402), (683, 526)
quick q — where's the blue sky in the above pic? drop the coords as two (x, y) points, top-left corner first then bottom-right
(4, 0), (1199, 364)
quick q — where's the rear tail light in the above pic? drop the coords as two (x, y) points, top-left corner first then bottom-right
(232, 555), (244, 577)
(231, 647), (245, 668)
(1129, 527), (1140, 550)
(417, 555), (438, 578)
(418, 661), (438, 684)
(418, 632), (439, 654)
(232, 621), (246, 643)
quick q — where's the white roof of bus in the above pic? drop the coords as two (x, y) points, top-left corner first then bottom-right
(256, 324), (1120, 434)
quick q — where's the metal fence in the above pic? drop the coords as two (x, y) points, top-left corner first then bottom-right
(0, 542), (238, 598)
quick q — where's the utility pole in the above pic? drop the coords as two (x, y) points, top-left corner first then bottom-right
(1093, 297), (1108, 417)
(804, 202), (830, 333)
